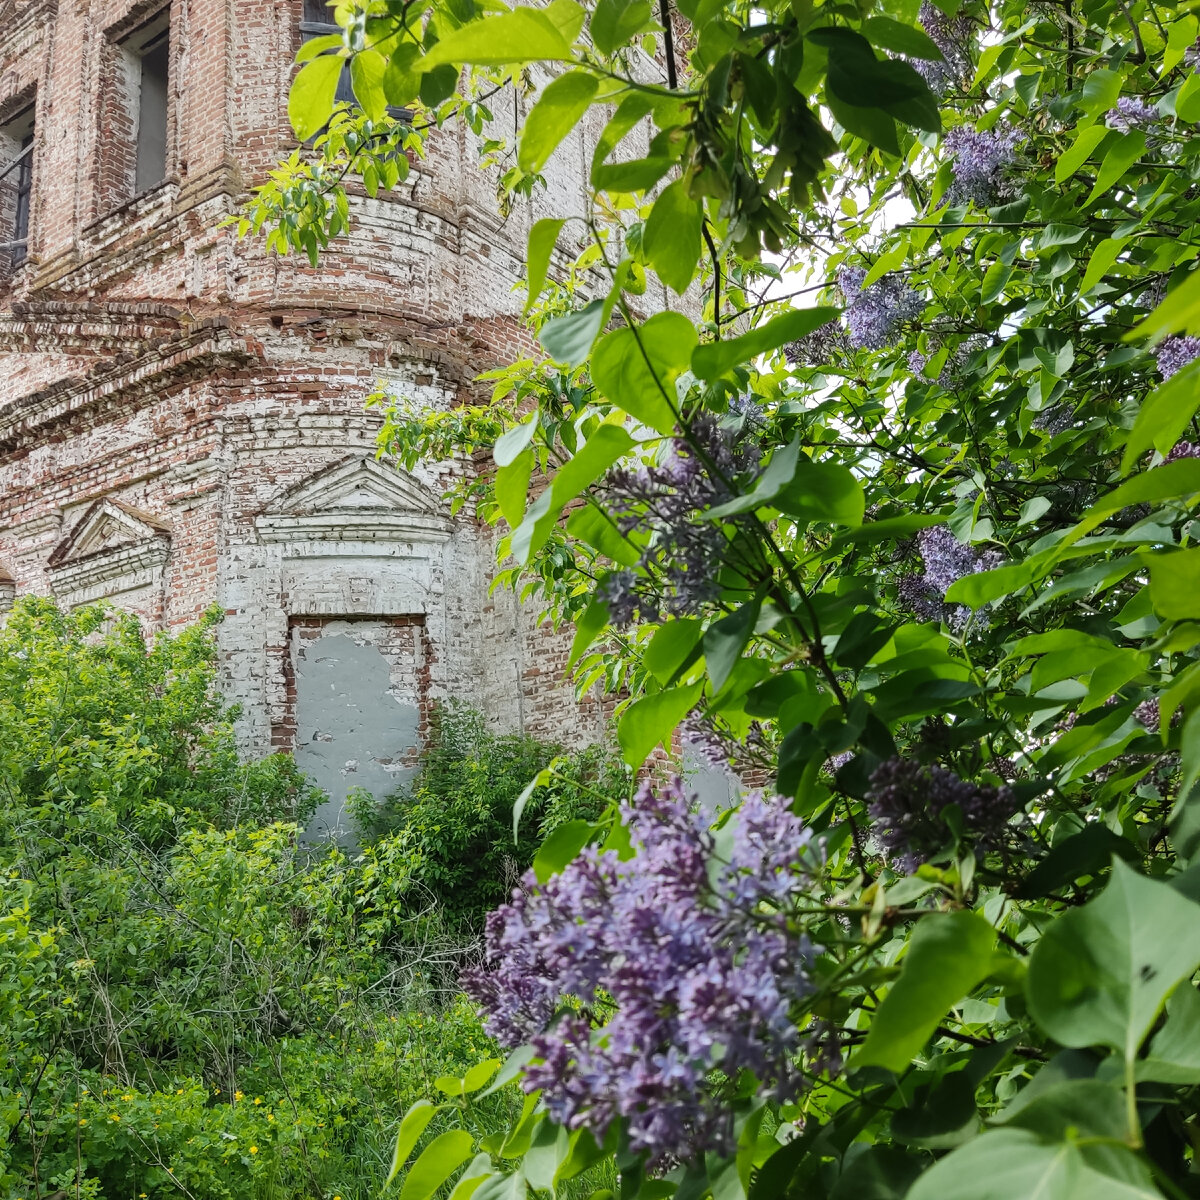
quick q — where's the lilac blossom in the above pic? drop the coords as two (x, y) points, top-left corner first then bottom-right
(911, 1), (974, 95)
(1106, 97), (1159, 133)
(1155, 335), (1200, 379)
(462, 780), (823, 1163)
(943, 125), (1023, 208)
(1167, 440), (1200, 461)
(838, 266), (925, 350)
(898, 527), (1000, 628)
(601, 415), (760, 619)
(784, 321), (849, 367)
(865, 757), (1019, 871)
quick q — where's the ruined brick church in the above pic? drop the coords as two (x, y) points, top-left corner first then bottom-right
(0, 0), (649, 837)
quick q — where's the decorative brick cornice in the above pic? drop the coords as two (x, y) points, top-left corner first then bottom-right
(0, 322), (260, 451)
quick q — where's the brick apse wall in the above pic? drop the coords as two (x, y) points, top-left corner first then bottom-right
(0, 0), (687, 838)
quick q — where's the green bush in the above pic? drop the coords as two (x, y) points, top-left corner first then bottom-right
(0, 600), (519, 1200)
(351, 700), (628, 929)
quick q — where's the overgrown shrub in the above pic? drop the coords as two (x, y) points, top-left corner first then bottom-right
(350, 700), (628, 929)
(0, 600), (515, 1200)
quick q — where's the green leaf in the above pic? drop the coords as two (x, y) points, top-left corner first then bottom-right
(863, 15), (943, 58)
(448, 1157), (495, 1200)
(692, 307), (838, 379)
(827, 92), (900, 154)
(705, 438), (801, 519)
(289, 54), (345, 141)
(565, 504), (639, 565)
(568, 599), (611, 670)
(526, 219), (567, 313)
(495, 418), (536, 468)
(591, 313), (697, 433)
(980, 260), (1010, 304)
(511, 425), (635, 562)
(512, 768), (552, 842)
(540, 299), (606, 366)
(400, 1131), (477, 1200)
(704, 597), (762, 692)
(520, 72), (600, 174)
(1075, 459), (1200, 537)
(1133, 269), (1200, 341)
(1081, 236), (1127, 295)
(776, 456), (866, 526)
(1079, 68), (1121, 115)
(384, 43), (422, 106)
(590, 0), (653, 55)
(385, 1100), (438, 1190)
(533, 819), (597, 882)
(422, 10), (572, 67)
(617, 680), (704, 767)
(1016, 824), (1133, 898)
(1178, 70), (1200, 122)
(419, 62), (459, 107)
(907, 1128), (1159, 1200)
(350, 48), (388, 120)
(643, 180), (703, 294)
(1138, 983), (1200, 1082)
(1123, 358), (1200, 474)
(851, 912), (997, 1073)
(1148, 547), (1200, 620)
(1026, 858), (1200, 1065)
(1054, 124), (1109, 183)
(1084, 132), (1146, 206)
(496, 449), (533, 528)
(644, 618), (703, 685)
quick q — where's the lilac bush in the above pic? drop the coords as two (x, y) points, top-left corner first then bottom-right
(462, 780), (822, 1162)
(866, 757), (1019, 870)
(897, 526), (1001, 628)
(943, 125), (1023, 208)
(913, 1), (974, 95)
(838, 266), (925, 350)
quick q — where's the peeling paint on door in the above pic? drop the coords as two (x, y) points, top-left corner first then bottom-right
(289, 619), (424, 844)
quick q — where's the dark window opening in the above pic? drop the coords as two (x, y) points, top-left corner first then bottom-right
(135, 29), (170, 193)
(0, 104), (34, 276)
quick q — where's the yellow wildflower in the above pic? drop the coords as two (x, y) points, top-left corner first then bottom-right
(249, 1145), (259, 1154)
(234, 1091), (244, 1101)
(253, 1097), (262, 1105)
(109, 1114), (120, 1122)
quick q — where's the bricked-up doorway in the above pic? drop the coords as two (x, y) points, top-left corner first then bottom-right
(283, 617), (430, 844)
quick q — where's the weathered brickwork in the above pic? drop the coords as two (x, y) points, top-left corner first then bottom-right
(0, 0), (643, 799)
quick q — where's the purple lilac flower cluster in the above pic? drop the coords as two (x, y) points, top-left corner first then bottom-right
(912, 1), (974, 95)
(600, 415), (760, 620)
(462, 779), (822, 1163)
(784, 321), (850, 368)
(1106, 96), (1160, 133)
(1155, 335), (1200, 379)
(865, 757), (1019, 871)
(838, 267), (925, 350)
(897, 526), (1001, 629)
(1167, 441), (1200, 461)
(943, 125), (1023, 208)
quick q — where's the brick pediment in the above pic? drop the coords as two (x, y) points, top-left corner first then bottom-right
(255, 457), (450, 544)
(49, 498), (171, 568)
(46, 499), (172, 606)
